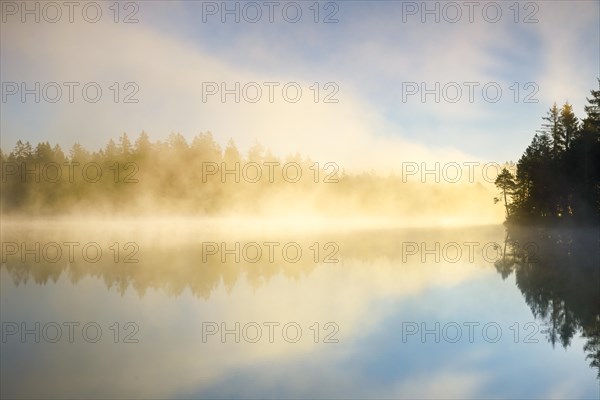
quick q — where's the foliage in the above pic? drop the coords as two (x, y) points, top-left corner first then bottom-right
(496, 80), (600, 226)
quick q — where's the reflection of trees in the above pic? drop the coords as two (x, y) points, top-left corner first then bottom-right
(1, 225), (503, 298)
(495, 226), (600, 378)
(2, 237), (314, 300)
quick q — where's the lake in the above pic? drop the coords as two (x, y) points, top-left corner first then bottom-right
(1, 219), (598, 399)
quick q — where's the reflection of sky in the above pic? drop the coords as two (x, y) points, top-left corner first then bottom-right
(1, 227), (597, 399)
(1, 1), (598, 165)
(193, 273), (597, 399)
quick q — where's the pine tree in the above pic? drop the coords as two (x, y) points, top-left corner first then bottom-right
(104, 139), (118, 160)
(583, 78), (600, 132)
(119, 133), (133, 157)
(69, 143), (89, 162)
(167, 132), (188, 152)
(494, 168), (516, 218)
(539, 103), (565, 156)
(247, 141), (265, 163)
(223, 138), (241, 165)
(11, 140), (33, 162)
(134, 131), (152, 157)
(34, 142), (53, 162)
(191, 132), (222, 163)
(560, 102), (579, 150)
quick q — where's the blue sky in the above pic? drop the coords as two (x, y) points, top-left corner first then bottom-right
(1, 0), (599, 170)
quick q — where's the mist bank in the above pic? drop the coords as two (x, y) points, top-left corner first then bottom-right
(0, 133), (506, 224)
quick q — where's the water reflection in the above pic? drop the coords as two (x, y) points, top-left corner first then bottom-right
(1, 220), (502, 298)
(1, 220), (598, 398)
(494, 225), (600, 378)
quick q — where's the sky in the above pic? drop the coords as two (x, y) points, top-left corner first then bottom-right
(1, 0), (599, 171)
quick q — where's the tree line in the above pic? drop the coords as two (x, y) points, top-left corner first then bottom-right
(495, 81), (600, 225)
(0, 132), (497, 219)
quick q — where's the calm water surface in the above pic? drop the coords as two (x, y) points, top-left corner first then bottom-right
(1, 220), (598, 399)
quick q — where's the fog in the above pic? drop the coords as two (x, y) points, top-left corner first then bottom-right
(1, 133), (508, 227)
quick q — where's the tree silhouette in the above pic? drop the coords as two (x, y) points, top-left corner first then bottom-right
(560, 102), (579, 151)
(539, 102), (565, 156)
(506, 81), (600, 225)
(494, 168), (516, 218)
(119, 133), (133, 157)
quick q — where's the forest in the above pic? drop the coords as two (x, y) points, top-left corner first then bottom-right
(0, 130), (499, 222)
(495, 81), (600, 226)
(2, 83), (598, 224)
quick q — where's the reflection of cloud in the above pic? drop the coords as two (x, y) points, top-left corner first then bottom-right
(544, 368), (589, 400)
(1, 224), (498, 398)
(382, 370), (489, 399)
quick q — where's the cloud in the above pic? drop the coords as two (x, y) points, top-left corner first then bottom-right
(535, 1), (600, 113)
(2, 1), (597, 166)
(1, 10), (483, 171)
